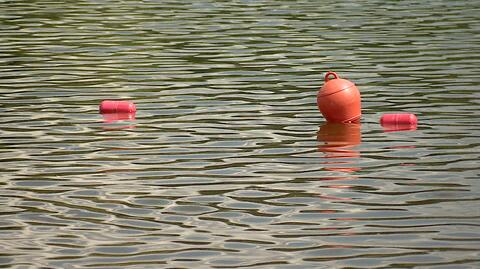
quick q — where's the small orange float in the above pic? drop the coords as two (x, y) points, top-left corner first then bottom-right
(99, 100), (136, 114)
(380, 113), (417, 132)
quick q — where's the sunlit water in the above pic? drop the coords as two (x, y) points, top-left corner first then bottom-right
(1, 0), (480, 268)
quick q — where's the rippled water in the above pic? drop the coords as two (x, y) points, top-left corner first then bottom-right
(1, 0), (480, 268)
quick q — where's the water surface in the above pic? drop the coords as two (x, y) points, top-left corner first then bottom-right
(1, 0), (480, 268)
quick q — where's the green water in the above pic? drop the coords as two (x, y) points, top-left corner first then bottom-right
(1, 0), (480, 268)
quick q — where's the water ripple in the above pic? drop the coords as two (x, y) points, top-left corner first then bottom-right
(1, 0), (480, 268)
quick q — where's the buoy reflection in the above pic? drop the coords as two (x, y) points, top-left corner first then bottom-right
(317, 123), (361, 173)
(381, 122), (417, 132)
(101, 112), (136, 130)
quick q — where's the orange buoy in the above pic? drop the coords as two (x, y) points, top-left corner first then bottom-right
(380, 113), (417, 126)
(380, 113), (417, 132)
(99, 100), (136, 114)
(317, 71), (361, 123)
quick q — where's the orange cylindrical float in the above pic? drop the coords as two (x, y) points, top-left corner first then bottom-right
(380, 113), (417, 132)
(317, 71), (361, 123)
(99, 100), (136, 114)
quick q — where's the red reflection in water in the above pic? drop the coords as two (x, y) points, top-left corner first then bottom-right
(317, 123), (361, 173)
(102, 113), (135, 123)
(318, 184), (355, 201)
(316, 123), (361, 200)
(318, 194), (352, 201)
(101, 112), (136, 130)
(381, 123), (417, 132)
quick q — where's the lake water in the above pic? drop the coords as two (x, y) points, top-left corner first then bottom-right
(1, 0), (480, 268)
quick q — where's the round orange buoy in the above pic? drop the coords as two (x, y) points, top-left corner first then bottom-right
(317, 71), (361, 123)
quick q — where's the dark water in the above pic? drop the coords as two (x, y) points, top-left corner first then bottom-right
(1, 0), (480, 268)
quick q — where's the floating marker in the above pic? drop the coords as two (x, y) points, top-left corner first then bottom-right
(99, 100), (136, 114)
(380, 113), (417, 131)
(317, 71), (361, 123)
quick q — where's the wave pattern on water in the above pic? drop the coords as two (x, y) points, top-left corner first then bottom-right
(1, 0), (480, 268)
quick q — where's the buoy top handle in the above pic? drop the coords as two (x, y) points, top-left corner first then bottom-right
(324, 71), (339, 82)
